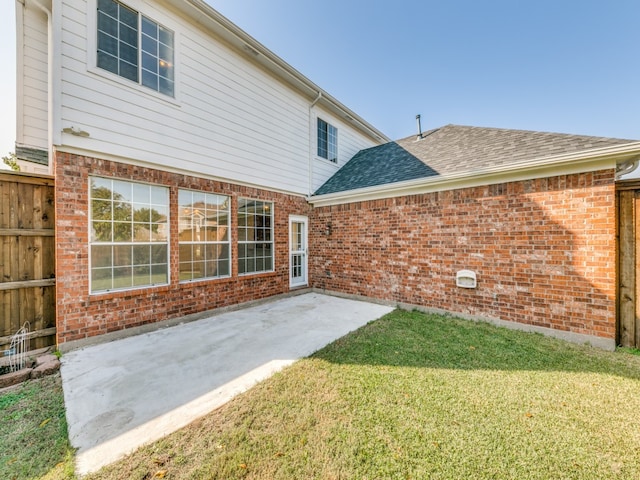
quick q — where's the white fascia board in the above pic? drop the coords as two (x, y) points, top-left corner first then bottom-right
(309, 142), (640, 208)
(176, 0), (389, 144)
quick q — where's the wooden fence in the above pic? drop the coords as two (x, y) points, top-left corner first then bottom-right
(618, 182), (640, 348)
(0, 171), (56, 355)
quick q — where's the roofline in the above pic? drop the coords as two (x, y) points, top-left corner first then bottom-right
(179, 0), (389, 143)
(309, 142), (640, 207)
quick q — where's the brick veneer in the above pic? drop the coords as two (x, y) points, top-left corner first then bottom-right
(310, 170), (617, 340)
(54, 152), (310, 344)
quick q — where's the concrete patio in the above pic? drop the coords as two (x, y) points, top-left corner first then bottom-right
(60, 292), (393, 475)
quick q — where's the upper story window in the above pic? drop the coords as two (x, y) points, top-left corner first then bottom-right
(97, 0), (175, 96)
(317, 118), (338, 163)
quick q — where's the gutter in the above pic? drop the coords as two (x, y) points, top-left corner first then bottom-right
(309, 142), (640, 207)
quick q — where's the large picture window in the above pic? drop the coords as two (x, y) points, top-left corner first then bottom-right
(317, 118), (338, 163)
(238, 199), (274, 275)
(178, 190), (231, 281)
(97, 0), (175, 96)
(90, 177), (169, 293)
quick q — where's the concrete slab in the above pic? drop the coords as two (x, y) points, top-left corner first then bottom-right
(61, 292), (393, 475)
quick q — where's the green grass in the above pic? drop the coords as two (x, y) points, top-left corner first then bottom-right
(0, 374), (75, 480)
(84, 310), (640, 480)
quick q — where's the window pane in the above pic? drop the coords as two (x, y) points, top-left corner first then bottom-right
(179, 244), (193, 264)
(142, 70), (158, 90)
(151, 264), (168, 284)
(91, 267), (112, 291)
(133, 223), (151, 242)
(133, 265), (150, 286)
(159, 26), (173, 46)
(92, 199), (112, 220)
(151, 244), (168, 264)
(92, 221), (112, 242)
(97, 51), (118, 75)
(98, 12), (118, 36)
(133, 244), (150, 265)
(113, 222), (132, 242)
(98, 0), (118, 18)
(113, 267), (133, 289)
(119, 4), (138, 28)
(113, 245), (132, 266)
(91, 245), (112, 268)
(120, 60), (138, 82)
(159, 77), (174, 97)
(142, 52), (158, 74)
(141, 16), (157, 39)
(98, 29), (118, 54)
(120, 24), (138, 47)
(141, 34), (157, 55)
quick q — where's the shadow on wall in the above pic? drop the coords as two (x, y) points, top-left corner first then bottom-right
(311, 172), (616, 342)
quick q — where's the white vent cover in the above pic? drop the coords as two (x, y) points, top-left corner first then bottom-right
(456, 270), (477, 289)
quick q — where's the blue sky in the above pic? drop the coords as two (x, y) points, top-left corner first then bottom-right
(1, 0), (639, 156)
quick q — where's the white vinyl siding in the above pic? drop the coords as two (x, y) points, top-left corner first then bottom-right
(17, 4), (49, 150)
(311, 108), (377, 192)
(57, 0), (380, 195)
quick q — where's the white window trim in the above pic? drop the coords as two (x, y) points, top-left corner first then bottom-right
(289, 215), (308, 288)
(237, 197), (275, 276)
(88, 176), (170, 295)
(178, 189), (232, 283)
(86, 0), (182, 106)
(316, 117), (339, 164)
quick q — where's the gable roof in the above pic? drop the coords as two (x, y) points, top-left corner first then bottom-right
(314, 124), (638, 196)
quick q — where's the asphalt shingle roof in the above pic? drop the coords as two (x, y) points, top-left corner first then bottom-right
(314, 124), (637, 196)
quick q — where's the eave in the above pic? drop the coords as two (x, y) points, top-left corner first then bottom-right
(309, 142), (640, 208)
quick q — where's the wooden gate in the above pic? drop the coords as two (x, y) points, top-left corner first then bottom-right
(0, 171), (56, 355)
(618, 183), (640, 348)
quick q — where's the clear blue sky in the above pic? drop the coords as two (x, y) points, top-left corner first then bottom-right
(1, 0), (639, 157)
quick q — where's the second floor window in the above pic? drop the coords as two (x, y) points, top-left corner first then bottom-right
(97, 0), (175, 96)
(317, 118), (338, 163)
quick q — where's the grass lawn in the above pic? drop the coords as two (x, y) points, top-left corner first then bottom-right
(0, 374), (74, 480)
(82, 310), (640, 480)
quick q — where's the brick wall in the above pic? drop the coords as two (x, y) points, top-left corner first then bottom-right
(310, 170), (617, 340)
(54, 152), (310, 344)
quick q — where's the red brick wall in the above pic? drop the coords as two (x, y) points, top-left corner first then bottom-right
(54, 152), (310, 344)
(310, 171), (616, 340)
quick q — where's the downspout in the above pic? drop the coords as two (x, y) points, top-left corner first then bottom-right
(308, 92), (322, 194)
(28, 0), (53, 174)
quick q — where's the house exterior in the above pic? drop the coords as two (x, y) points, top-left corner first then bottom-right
(15, 0), (640, 351)
(16, 0), (387, 347)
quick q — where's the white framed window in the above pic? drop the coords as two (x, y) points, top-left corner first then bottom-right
(178, 190), (231, 282)
(238, 199), (274, 275)
(97, 0), (175, 96)
(317, 118), (338, 163)
(89, 177), (169, 293)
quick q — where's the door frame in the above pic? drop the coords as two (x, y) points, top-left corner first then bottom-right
(289, 215), (308, 288)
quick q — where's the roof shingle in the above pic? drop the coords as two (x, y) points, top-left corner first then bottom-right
(314, 124), (637, 196)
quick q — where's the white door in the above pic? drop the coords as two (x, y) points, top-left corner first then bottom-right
(289, 216), (308, 287)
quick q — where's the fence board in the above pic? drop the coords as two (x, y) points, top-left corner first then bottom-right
(0, 172), (55, 352)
